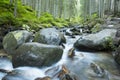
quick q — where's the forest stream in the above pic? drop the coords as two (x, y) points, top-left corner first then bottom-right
(0, 26), (120, 80)
(0, 0), (120, 80)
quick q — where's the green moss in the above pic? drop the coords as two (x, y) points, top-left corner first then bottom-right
(102, 37), (115, 50)
(39, 12), (54, 24)
(0, 0), (40, 30)
(68, 17), (84, 26)
(39, 12), (69, 28)
(0, 0), (87, 31)
(40, 23), (52, 28)
(0, 12), (22, 27)
(91, 23), (101, 33)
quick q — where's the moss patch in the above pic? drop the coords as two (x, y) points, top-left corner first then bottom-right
(91, 23), (101, 33)
(102, 37), (115, 50)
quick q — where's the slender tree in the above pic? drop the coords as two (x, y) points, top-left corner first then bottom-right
(10, 0), (14, 5)
(14, 0), (18, 17)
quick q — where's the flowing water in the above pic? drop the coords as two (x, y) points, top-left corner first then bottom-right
(0, 31), (120, 80)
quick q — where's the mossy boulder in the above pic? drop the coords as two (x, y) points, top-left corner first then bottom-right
(34, 28), (66, 45)
(12, 42), (63, 67)
(3, 30), (32, 54)
(74, 29), (116, 51)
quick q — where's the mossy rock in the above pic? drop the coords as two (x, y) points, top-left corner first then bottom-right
(3, 30), (32, 54)
(34, 28), (66, 45)
(74, 29), (116, 51)
(13, 42), (63, 67)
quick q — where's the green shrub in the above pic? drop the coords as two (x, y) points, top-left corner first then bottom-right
(39, 12), (54, 23)
(0, 12), (22, 27)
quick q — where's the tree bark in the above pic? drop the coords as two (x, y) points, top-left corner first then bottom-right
(14, 0), (18, 17)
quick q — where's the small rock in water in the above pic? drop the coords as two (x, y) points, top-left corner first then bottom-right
(68, 48), (75, 58)
(116, 29), (120, 37)
(71, 35), (76, 38)
(60, 43), (65, 49)
(0, 54), (13, 71)
(90, 63), (109, 79)
(90, 63), (105, 77)
(0, 54), (13, 80)
(58, 65), (78, 80)
(0, 69), (11, 73)
(35, 76), (51, 80)
(45, 65), (78, 80)
(58, 65), (70, 78)
(45, 65), (60, 78)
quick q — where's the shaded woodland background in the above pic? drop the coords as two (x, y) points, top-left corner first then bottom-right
(0, 0), (120, 31)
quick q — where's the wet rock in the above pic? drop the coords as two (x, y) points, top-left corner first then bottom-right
(111, 18), (120, 23)
(60, 43), (65, 49)
(0, 54), (13, 80)
(59, 28), (67, 33)
(114, 46), (120, 65)
(45, 65), (60, 78)
(90, 63), (107, 78)
(12, 42), (63, 67)
(74, 29), (116, 51)
(113, 37), (120, 47)
(0, 43), (3, 49)
(82, 25), (91, 33)
(65, 29), (76, 38)
(58, 65), (78, 80)
(35, 76), (51, 80)
(2, 67), (45, 80)
(113, 29), (120, 47)
(116, 29), (120, 37)
(45, 65), (78, 80)
(89, 63), (110, 80)
(0, 36), (3, 49)
(65, 30), (72, 36)
(68, 48), (75, 58)
(34, 28), (66, 45)
(0, 55), (13, 72)
(3, 30), (33, 54)
(70, 27), (81, 35)
(65, 27), (82, 38)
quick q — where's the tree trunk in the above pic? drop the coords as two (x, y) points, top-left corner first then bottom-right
(10, 0), (13, 5)
(114, 0), (119, 16)
(14, 0), (17, 17)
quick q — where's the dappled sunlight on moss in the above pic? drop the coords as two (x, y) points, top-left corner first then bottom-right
(0, 0), (103, 31)
(39, 12), (69, 28)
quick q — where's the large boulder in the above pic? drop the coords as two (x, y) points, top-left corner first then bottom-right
(3, 30), (32, 54)
(12, 42), (63, 67)
(74, 29), (116, 51)
(34, 28), (66, 45)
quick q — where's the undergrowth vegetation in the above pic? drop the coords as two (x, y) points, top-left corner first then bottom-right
(0, 0), (104, 32)
(0, 0), (70, 31)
